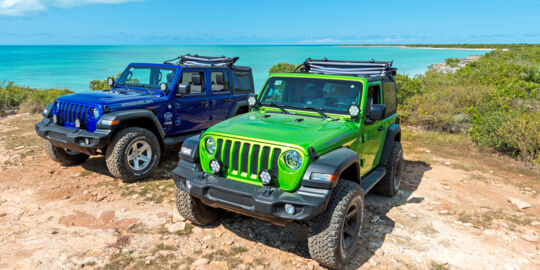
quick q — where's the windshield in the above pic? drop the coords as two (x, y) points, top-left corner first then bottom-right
(259, 77), (362, 114)
(117, 66), (177, 91)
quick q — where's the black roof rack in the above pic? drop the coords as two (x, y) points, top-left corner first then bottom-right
(163, 54), (239, 67)
(296, 58), (397, 79)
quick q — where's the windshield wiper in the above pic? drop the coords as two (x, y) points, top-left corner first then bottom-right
(259, 102), (292, 114)
(290, 105), (334, 119)
(127, 83), (153, 94)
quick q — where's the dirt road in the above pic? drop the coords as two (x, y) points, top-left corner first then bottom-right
(0, 114), (538, 269)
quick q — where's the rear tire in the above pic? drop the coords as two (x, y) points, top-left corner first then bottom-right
(307, 180), (364, 269)
(375, 141), (403, 196)
(42, 140), (89, 165)
(105, 127), (160, 182)
(174, 187), (218, 225)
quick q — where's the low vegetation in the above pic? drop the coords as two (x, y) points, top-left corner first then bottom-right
(397, 45), (540, 166)
(0, 81), (72, 113)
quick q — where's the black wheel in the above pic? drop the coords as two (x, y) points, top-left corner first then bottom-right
(105, 127), (160, 182)
(174, 187), (218, 225)
(307, 180), (364, 269)
(375, 141), (403, 196)
(42, 140), (89, 165)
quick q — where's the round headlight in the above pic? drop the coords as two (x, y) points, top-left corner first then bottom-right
(205, 137), (216, 154)
(89, 107), (100, 120)
(283, 150), (302, 170)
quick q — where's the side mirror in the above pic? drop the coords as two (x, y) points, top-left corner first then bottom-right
(368, 104), (386, 121)
(108, 77), (115, 87)
(176, 83), (190, 97)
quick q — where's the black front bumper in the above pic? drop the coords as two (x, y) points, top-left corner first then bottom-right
(172, 159), (332, 224)
(35, 118), (112, 155)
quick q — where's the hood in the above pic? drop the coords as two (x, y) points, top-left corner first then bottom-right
(55, 90), (162, 109)
(206, 111), (361, 153)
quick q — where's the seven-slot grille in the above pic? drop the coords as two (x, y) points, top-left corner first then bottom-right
(56, 101), (90, 129)
(214, 138), (282, 180)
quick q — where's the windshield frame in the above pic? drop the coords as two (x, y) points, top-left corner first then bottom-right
(258, 75), (364, 116)
(116, 64), (178, 93)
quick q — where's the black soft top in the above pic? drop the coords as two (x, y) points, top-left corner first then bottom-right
(163, 54), (251, 71)
(296, 58), (396, 81)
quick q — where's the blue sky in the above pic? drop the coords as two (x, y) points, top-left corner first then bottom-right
(0, 0), (539, 45)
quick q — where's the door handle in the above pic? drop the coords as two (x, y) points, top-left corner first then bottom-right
(378, 126), (385, 132)
(200, 100), (209, 105)
(224, 98), (232, 102)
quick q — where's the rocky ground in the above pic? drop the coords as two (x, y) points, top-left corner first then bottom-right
(0, 114), (539, 270)
(428, 55), (482, 74)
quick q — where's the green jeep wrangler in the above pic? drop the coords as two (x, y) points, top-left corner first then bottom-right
(172, 58), (403, 268)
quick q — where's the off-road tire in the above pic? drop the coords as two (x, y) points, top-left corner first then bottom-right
(375, 141), (403, 196)
(174, 187), (218, 225)
(307, 180), (364, 269)
(42, 140), (89, 165)
(105, 127), (160, 182)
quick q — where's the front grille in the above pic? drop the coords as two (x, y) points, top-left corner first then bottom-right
(216, 138), (282, 180)
(57, 101), (90, 129)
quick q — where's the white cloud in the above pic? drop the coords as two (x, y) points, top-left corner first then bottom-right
(0, 0), (141, 16)
(0, 0), (45, 16)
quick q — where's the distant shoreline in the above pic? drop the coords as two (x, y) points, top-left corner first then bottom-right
(338, 45), (495, 51)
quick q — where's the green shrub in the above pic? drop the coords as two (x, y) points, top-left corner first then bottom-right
(268, 63), (298, 74)
(0, 81), (72, 112)
(445, 57), (460, 67)
(398, 45), (540, 165)
(89, 74), (121, 91)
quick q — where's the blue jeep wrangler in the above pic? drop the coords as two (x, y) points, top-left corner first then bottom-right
(35, 54), (254, 182)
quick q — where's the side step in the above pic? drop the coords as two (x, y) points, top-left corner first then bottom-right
(361, 167), (387, 194)
(163, 133), (199, 146)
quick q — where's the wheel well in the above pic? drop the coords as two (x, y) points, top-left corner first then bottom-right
(339, 162), (360, 183)
(394, 131), (401, 142)
(114, 118), (164, 150)
(235, 106), (249, 115)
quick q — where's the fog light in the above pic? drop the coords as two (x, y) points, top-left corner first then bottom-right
(284, 204), (295, 215)
(52, 114), (58, 123)
(209, 159), (222, 174)
(84, 138), (90, 145)
(75, 119), (81, 128)
(186, 180), (192, 189)
(258, 169), (272, 185)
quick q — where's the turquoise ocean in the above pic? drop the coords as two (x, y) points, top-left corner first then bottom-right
(0, 45), (491, 92)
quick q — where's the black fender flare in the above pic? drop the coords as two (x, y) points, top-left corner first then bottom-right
(380, 124), (401, 166)
(178, 134), (201, 163)
(301, 147), (360, 189)
(226, 100), (249, 118)
(97, 109), (165, 138)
